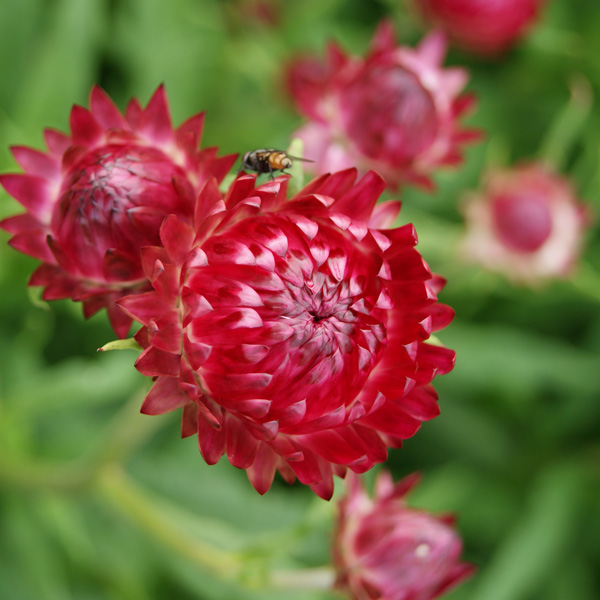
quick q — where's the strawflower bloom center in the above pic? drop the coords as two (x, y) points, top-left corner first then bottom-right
(184, 217), (388, 420)
(492, 192), (553, 253)
(341, 65), (438, 164)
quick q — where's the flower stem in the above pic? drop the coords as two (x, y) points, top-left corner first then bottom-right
(270, 566), (336, 590)
(538, 75), (593, 172)
(95, 463), (242, 577)
(568, 261), (600, 303)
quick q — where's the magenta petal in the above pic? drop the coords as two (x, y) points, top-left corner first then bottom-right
(232, 398), (272, 420)
(181, 403), (198, 437)
(138, 85), (173, 143)
(197, 411), (226, 464)
(125, 97), (142, 129)
(226, 418), (260, 469)
(118, 291), (170, 324)
(335, 171), (387, 221)
(160, 215), (195, 265)
(141, 377), (189, 415)
(309, 468), (335, 501)
(11, 146), (60, 179)
(361, 403), (423, 439)
(175, 112), (205, 150)
(89, 85), (128, 130)
(8, 230), (53, 262)
(44, 129), (71, 155)
(182, 336), (212, 370)
(102, 249), (143, 282)
(246, 443), (278, 495)
(106, 301), (134, 339)
(0, 174), (50, 220)
(69, 105), (104, 146)
(135, 345), (180, 377)
(400, 387), (441, 421)
(148, 311), (182, 353)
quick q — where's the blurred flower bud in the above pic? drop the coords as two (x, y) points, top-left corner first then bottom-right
(415, 0), (546, 55)
(286, 21), (480, 190)
(461, 163), (588, 284)
(334, 471), (475, 599)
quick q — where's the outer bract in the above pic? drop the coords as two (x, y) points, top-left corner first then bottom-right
(334, 472), (475, 600)
(286, 21), (479, 190)
(415, 0), (546, 55)
(461, 163), (588, 284)
(118, 169), (456, 499)
(0, 86), (236, 337)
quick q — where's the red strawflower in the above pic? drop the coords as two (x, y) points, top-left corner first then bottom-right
(461, 162), (588, 284)
(286, 21), (480, 190)
(415, 0), (546, 55)
(118, 169), (456, 499)
(0, 86), (236, 337)
(334, 471), (475, 600)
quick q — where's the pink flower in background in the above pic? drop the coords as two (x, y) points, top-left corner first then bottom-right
(334, 471), (475, 600)
(286, 21), (480, 190)
(461, 163), (588, 283)
(415, 0), (546, 55)
(0, 86), (236, 337)
(118, 169), (456, 499)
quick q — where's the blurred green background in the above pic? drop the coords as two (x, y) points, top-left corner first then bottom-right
(1, 0), (599, 599)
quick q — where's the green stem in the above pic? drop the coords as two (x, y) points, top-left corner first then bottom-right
(0, 456), (93, 492)
(568, 261), (600, 303)
(95, 463), (242, 577)
(538, 75), (593, 172)
(270, 566), (336, 590)
(95, 463), (338, 592)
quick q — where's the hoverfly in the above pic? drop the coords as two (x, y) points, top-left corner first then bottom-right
(241, 149), (313, 179)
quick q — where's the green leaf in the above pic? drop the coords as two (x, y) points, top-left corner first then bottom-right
(470, 461), (585, 600)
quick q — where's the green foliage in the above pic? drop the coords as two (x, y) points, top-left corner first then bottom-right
(1, 0), (599, 599)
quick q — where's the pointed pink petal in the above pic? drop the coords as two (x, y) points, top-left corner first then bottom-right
(175, 112), (205, 150)
(69, 105), (104, 147)
(11, 146), (60, 179)
(102, 248), (144, 282)
(44, 129), (71, 155)
(370, 20), (396, 55)
(335, 171), (386, 221)
(0, 174), (51, 221)
(309, 468), (334, 500)
(106, 300), (133, 338)
(197, 411), (226, 464)
(118, 291), (169, 325)
(418, 30), (448, 66)
(125, 98), (142, 129)
(226, 418), (260, 469)
(141, 376), (189, 415)
(89, 85), (128, 130)
(135, 345), (180, 377)
(182, 336), (212, 370)
(0, 213), (40, 234)
(138, 85), (173, 143)
(246, 443), (278, 494)
(7, 230), (53, 262)
(160, 215), (194, 265)
(181, 403), (198, 437)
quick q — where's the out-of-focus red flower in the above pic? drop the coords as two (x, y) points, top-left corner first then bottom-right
(461, 163), (588, 283)
(415, 0), (546, 55)
(286, 21), (480, 191)
(334, 471), (475, 600)
(118, 169), (456, 499)
(0, 86), (236, 337)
